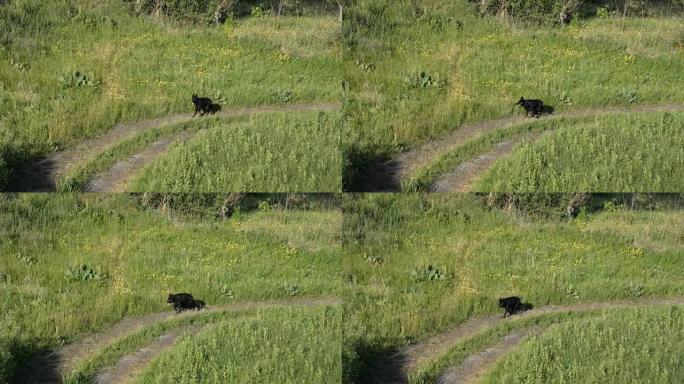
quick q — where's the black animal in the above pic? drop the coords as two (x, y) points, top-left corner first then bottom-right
(499, 296), (523, 318)
(192, 94), (215, 117)
(193, 300), (206, 311)
(167, 293), (205, 313)
(516, 97), (544, 118)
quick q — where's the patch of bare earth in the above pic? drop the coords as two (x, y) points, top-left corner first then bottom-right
(94, 325), (204, 384)
(8, 102), (339, 192)
(16, 297), (340, 384)
(436, 326), (545, 384)
(362, 297), (684, 384)
(430, 131), (544, 192)
(85, 131), (195, 192)
(356, 104), (684, 192)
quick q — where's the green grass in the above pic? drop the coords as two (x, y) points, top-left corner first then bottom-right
(57, 114), (250, 191)
(343, 0), (684, 188)
(0, 193), (341, 382)
(401, 117), (570, 191)
(137, 306), (341, 384)
(65, 309), (253, 383)
(0, 0), (340, 189)
(482, 305), (684, 383)
(342, 193), (684, 381)
(132, 111), (342, 192)
(474, 112), (684, 192)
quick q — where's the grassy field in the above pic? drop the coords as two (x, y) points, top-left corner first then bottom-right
(483, 306), (684, 384)
(343, 0), (684, 189)
(0, 193), (341, 383)
(474, 112), (684, 192)
(0, 0), (340, 190)
(138, 306), (341, 383)
(342, 193), (684, 381)
(131, 111), (342, 192)
(402, 111), (684, 192)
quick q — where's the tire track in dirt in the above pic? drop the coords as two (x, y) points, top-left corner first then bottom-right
(8, 102), (340, 192)
(17, 296), (341, 384)
(355, 104), (684, 192)
(430, 131), (544, 192)
(93, 324), (204, 384)
(362, 297), (684, 384)
(436, 327), (545, 384)
(85, 131), (196, 192)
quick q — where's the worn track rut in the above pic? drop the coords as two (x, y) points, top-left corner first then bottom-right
(356, 104), (684, 192)
(16, 296), (341, 384)
(9, 102), (339, 192)
(436, 327), (545, 384)
(362, 297), (684, 384)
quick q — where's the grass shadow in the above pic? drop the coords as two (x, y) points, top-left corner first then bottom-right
(9, 342), (61, 384)
(3, 149), (57, 192)
(343, 144), (401, 192)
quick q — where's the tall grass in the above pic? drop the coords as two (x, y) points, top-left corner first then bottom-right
(132, 111), (342, 192)
(343, 0), (684, 186)
(483, 305), (684, 383)
(0, 0), (340, 189)
(342, 193), (684, 381)
(0, 193), (341, 382)
(138, 306), (342, 383)
(475, 112), (684, 192)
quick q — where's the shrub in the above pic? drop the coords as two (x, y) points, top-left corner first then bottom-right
(65, 264), (106, 282)
(60, 70), (99, 89)
(410, 264), (450, 283)
(473, 0), (582, 25)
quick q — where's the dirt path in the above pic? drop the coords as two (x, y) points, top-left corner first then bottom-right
(94, 324), (204, 384)
(17, 296), (341, 384)
(436, 327), (545, 384)
(85, 131), (196, 192)
(8, 102), (339, 192)
(430, 132), (544, 192)
(362, 297), (684, 384)
(355, 104), (684, 192)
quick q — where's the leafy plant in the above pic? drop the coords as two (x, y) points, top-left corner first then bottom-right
(627, 282), (645, 297)
(251, 6), (266, 18)
(596, 7), (612, 18)
(363, 252), (382, 265)
(404, 71), (446, 90)
(65, 264), (105, 282)
(283, 282), (300, 296)
(278, 88), (294, 102)
(220, 284), (234, 298)
(619, 89), (638, 103)
(60, 70), (99, 89)
(410, 264), (450, 283)
(258, 200), (272, 212)
(559, 91), (572, 105)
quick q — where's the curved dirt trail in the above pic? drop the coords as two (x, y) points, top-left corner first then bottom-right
(17, 296), (341, 384)
(362, 297), (684, 384)
(355, 104), (684, 192)
(8, 102), (340, 192)
(85, 131), (195, 192)
(430, 132), (544, 192)
(436, 327), (545, 384)
(93, 324), (204, 384)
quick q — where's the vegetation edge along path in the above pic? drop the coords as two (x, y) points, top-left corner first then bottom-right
(93, 324), (205, 384)
(429, 132), (544, 192)
(16, 296), (341, 384)
(9, 102), (340, 192)
(435, 326), (546, 384)
(363, 297), (684, 384)
(356, 104), (684, 192)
